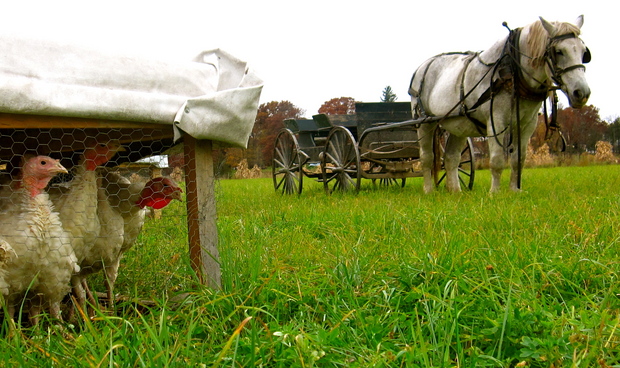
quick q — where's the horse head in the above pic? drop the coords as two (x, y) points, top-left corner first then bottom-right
(539, 15), (591, 108)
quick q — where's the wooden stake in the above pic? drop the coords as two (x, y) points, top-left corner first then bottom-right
(183, 136), (221, 289)
(151, 166), (163, 219)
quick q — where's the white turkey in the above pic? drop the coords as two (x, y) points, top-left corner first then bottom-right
(0, 155), (79, 324)
(0, 239), (16, 299)
(80, 171), (182, 306)
(49, 141), (123, 312)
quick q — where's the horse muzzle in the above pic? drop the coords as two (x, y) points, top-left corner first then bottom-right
(567, 83), (590, 108)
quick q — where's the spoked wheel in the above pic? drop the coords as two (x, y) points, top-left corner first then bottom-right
(321, 126), (361, 194)
(433, 129), (475, 190)
(369, 163), (406, 188)
(273, 128), (304, 195)
(373, 178), (406, 187)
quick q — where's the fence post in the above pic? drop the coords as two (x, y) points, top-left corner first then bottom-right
(183, 135), (221, 289)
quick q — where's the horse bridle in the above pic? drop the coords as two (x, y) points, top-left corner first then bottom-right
(545, 32), (591, 88)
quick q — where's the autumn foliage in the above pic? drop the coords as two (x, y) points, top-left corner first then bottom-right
(318, 97), (356, 115)
(221, 101), (304, 171)
(530, 105), (608, 153)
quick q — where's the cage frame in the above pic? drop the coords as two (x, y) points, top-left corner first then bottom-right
(0, 112), (221, 289)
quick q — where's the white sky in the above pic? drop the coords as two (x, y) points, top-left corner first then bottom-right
(1, 0), (616, 120)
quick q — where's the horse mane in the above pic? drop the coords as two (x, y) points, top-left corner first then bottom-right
(525, 19), (582, 67)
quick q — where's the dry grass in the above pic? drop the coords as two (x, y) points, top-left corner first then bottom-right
(525, 143), (554, 167)
(170, 166), (184, 183)
(233, 159), (262, 179)
(523, 140), (618, 168)
(595, 141), (617, 163)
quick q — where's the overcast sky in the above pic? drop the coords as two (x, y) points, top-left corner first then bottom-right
(1, 0), (616, 120)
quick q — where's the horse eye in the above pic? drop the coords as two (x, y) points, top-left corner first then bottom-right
(555, 50), (564, 56)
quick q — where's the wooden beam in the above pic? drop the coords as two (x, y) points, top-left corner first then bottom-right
(151, 166), (163, 220)
(183, 135), (221, 288)
(0, 112), (164, 129)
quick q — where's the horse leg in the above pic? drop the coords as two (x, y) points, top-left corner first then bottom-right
(444, 135), (468, 192)
(418, 122), (437, 194)
(487, 138), (505, 193)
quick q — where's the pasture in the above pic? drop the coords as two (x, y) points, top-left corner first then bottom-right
(2, 165), (620, 367)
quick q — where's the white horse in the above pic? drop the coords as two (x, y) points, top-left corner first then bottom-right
(410, 15), (591, 193)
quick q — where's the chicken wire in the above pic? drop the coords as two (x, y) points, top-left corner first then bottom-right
(0, 125), (189, 324)
(0, 35), (260, 324)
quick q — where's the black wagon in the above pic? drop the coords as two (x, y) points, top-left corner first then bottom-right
(272, 102), (475, 194)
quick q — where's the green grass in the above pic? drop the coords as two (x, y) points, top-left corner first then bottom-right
(2, 165), (620, 367)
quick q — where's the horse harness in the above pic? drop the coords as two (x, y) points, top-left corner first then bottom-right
(409, 24), (591, 136)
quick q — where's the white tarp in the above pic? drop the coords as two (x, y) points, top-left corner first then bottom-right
(0, 35), (263, 148)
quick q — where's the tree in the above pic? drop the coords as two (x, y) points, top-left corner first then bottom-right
(529, 114), (548, 151)
(318, 97), (356, 115)
(529, 105), (606, 154)
(556, 105), (606, 152)
(606, 116), (620, 153)
(246, 100), (305, 168)
(380, 86), (398, 103)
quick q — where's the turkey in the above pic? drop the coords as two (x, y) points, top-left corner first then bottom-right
(80, 171), (182, 306)
(0, 239), (16, 298)
(49, 141), (123, 312)
(0, 155), (79, 324)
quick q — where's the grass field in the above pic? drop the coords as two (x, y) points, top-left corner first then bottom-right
(1, 165), (620, 367)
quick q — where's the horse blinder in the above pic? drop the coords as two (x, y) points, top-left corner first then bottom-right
(549, 33), (591, 64)
(582, 47), (591, 64)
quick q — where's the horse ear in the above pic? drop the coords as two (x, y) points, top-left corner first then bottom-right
(574, 15), (584, 29)
(539, 17), (556, 35)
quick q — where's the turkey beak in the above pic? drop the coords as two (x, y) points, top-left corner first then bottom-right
(111, 141), (126, 153)
(52, 161), (68, 175)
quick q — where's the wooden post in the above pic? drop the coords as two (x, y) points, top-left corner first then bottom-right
(184, 135), (221, 289)
(151, 166), (163, 219)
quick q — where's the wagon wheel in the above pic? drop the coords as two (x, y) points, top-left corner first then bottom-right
(321, 126), (361, 194)
(374, 178), (406, 187)
(272, 128), (304, 195)
(369, 163), (406, 188)
(433, 129), (475, 190)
